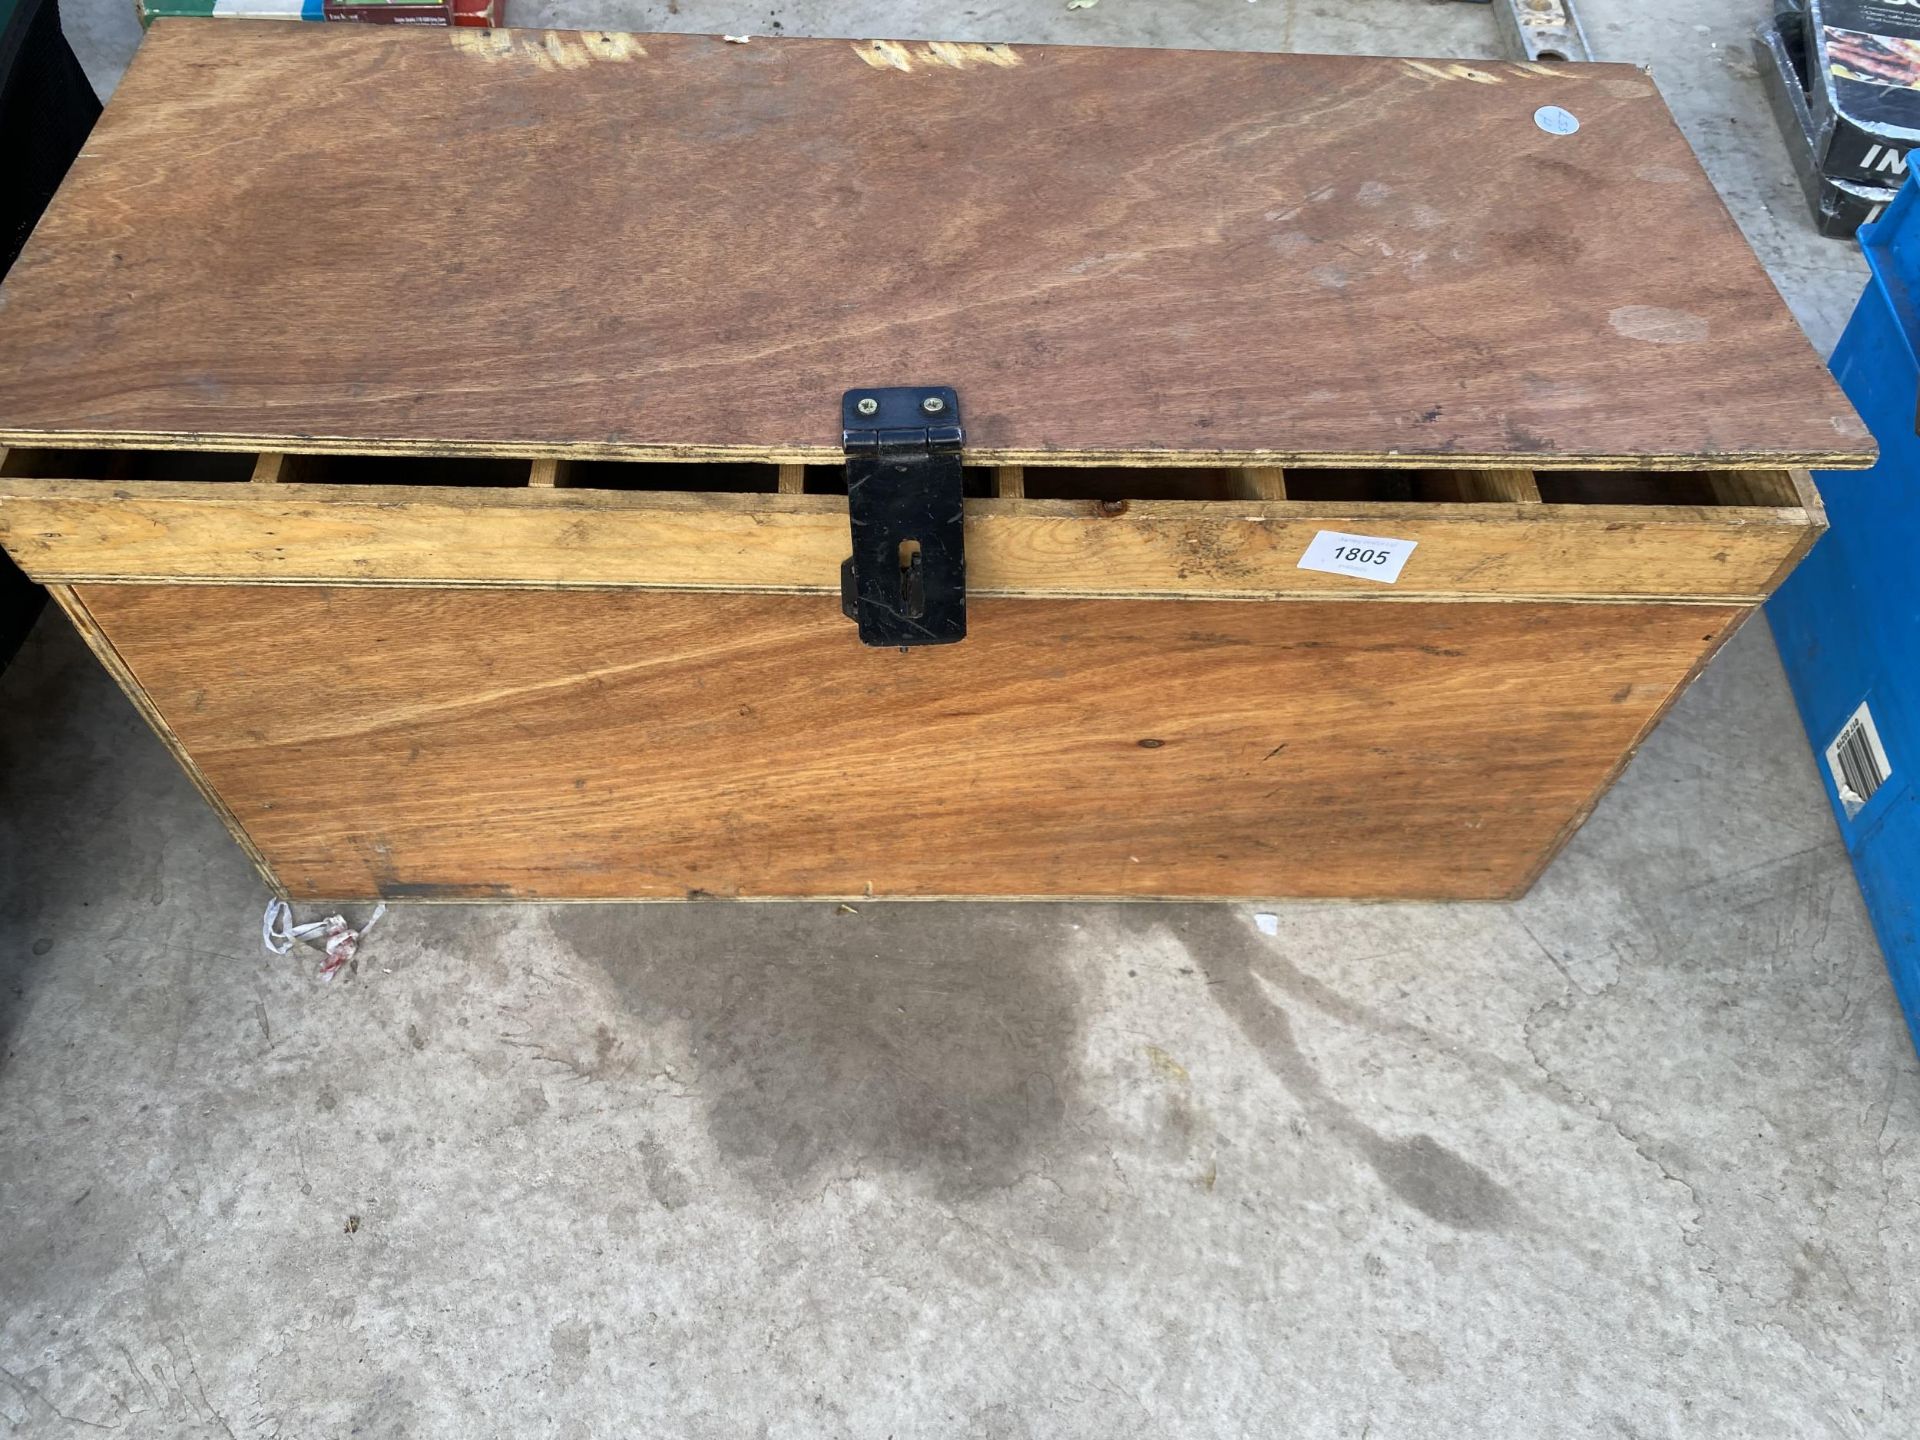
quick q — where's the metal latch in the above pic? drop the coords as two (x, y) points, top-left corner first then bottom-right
(839, 385), (966, 647)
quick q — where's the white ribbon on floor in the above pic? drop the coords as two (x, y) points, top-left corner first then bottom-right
(262, 899), (388, 980)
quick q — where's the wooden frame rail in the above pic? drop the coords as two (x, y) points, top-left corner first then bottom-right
(0, 447), (1825, 604)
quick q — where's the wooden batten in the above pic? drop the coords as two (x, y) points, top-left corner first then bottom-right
(1706, 470), (1804, 507)
(528, 457), (572, 487)
(0, 474), (1822, 604)
(777, 463), (807, 495)
(995, 466), (1025, 499)
(249, 452), (288, 484)
(1415, 468), (1541, 504)
(1230, 467), (1287, 501)
(1470, 469), (1542, 503)
(1784, 466), (1829, 524)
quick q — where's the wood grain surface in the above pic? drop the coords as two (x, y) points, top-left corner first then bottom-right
(76, 583), (1744, 901)
(0, 23), (1867, 469)
(0, 480), (1821, 602)
(47, 584), (277, 889)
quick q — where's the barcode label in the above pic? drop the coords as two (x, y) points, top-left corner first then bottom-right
(1826, 701), (1892, 817)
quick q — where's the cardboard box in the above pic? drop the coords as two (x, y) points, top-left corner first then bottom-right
(1800, 0), (1920, 186)
(324, 0), (494, 25)
(138, 0), (323, 24)
(1758, 16), (1899, 236)
(137, 0), (494, 26)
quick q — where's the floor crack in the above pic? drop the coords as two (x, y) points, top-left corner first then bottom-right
(0, 1363), (119, 1433)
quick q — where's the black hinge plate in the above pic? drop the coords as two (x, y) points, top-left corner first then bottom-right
(840, 385), (966, 647)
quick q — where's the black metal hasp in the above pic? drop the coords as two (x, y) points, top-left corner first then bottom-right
(840, 385), (967, 648)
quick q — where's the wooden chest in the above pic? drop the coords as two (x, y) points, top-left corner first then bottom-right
(0, 22), (1870, 902)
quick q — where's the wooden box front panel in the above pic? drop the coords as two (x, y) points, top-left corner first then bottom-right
(70, 584), (1742, 902)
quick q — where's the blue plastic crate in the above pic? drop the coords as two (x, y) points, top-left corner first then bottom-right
(1768, 175), (1920, 1048)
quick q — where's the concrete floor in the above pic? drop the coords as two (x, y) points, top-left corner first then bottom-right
(3, 0), (1916, 1435)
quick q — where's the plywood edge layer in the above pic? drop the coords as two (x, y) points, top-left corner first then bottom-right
(2, 482), (1817, 602)
(0, 427), (1878, 472)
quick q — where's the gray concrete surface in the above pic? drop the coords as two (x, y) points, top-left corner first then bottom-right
(4, 0), (1916, 1435)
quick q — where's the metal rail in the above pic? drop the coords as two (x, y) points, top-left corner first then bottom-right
(1489, 0), (1595, 64)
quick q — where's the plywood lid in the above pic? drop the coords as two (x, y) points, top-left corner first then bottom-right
(0, 22), (1873, 469)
